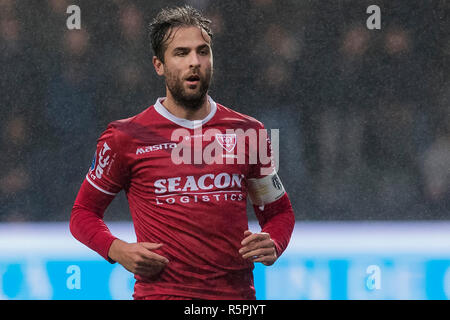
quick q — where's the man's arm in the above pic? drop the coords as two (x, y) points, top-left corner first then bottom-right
(239, 122), (296, 265)
(239, 193), (295, 266)
(70, 179), (169, 276)
(70, 179), (118, 262)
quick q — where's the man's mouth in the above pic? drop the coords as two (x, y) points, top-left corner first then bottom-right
(185, 74), (200, 85)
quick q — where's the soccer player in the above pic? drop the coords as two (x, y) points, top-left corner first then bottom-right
(70, 5), (295, 300)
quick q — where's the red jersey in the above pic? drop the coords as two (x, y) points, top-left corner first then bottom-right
(71, 96), (295, 299)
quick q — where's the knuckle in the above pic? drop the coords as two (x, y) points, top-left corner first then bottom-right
(134, 257), (143, 264)
(255, 249), (265, 256)
(135, 258), (145, 267)
(263, 239), (273, 247)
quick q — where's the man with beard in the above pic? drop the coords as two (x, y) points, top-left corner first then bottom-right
(70, 5), (295, 300)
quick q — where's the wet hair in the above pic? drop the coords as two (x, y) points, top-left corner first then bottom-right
(148, 5), (213, 63)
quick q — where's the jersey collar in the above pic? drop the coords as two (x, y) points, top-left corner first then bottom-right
(154, 95), (217, 129)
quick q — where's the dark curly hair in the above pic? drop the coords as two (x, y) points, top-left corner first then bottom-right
(148, 5), (213, 63)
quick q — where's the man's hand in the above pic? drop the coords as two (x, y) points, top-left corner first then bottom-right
(108, 239), (169, 277)
(239, 230), (277, 266)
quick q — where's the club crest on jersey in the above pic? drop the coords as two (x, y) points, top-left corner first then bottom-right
(215, 133), (236, 152)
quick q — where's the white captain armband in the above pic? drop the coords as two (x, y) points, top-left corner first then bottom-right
(247, 170), (286, 207)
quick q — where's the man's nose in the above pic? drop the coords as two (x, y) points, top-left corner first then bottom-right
(188, 52), (201, 68)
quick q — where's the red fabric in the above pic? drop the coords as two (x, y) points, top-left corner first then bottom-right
(253, 193), (295, 257)
(70, 180), (117, 262)
(136, 295), (200, 300)
(69, 98), (295, 300)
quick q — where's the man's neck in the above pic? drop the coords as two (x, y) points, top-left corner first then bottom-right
(162, 92), (210, 121)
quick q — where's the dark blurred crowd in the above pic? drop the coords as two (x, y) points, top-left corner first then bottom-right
(0, 0), (449, 222)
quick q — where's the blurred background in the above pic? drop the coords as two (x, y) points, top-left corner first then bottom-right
(1, 0), (449, 222)
(0, 0), (449, 300)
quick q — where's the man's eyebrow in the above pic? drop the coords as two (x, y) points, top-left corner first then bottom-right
(172, 47), (190, 52)
(172, 44), (210, 52)
(197, 44), (210, 50)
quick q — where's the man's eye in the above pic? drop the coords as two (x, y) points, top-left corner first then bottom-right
(175, 51), (187, 56)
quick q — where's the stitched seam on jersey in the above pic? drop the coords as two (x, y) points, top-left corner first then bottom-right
(85, 174), (117, 196)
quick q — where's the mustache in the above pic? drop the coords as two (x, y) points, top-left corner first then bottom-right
(184, 71), (201, 80)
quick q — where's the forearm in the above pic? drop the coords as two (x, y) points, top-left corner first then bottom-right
(253, 193), (295, 257)
(70, 205), (117, 262)
(69, 179), (117, 262)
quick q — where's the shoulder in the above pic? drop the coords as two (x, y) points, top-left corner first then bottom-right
(215, 103), (265, 130)
(101, 105), (156, 141)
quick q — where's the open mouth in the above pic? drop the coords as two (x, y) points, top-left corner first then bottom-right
(185, 74), (200, 85)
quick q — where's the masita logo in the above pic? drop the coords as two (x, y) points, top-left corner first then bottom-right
(136, 142), (177, 155)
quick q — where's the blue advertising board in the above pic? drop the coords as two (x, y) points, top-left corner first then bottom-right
(0, 222), (449, 300)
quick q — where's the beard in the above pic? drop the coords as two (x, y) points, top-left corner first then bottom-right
(164, 67), (212, 111)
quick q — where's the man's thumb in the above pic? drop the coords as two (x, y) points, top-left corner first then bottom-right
(139, 242), (164, 251)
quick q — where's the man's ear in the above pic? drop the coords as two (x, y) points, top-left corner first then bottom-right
(153, 56), (164, 76)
